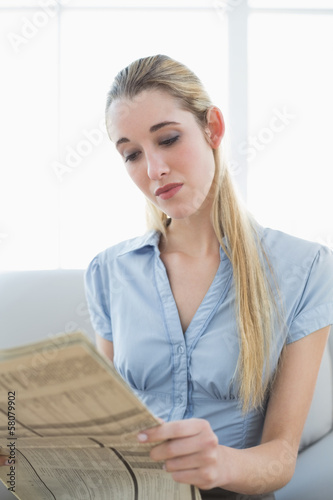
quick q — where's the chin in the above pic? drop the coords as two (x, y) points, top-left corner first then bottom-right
(163, 206), (202, 220)
(149, 197), (205, 220)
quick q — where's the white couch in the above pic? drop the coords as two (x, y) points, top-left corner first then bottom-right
(0, 270), (332, 499)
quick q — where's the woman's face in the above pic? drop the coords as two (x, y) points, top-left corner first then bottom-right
(107, 89), (222, 220)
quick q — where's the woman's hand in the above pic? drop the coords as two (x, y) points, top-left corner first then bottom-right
(0, 455), (10, 466)
(137, 418), (223, 490)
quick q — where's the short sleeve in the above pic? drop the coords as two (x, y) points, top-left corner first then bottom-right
(287, 245), (333, 343)
(84, 254), (113, 341)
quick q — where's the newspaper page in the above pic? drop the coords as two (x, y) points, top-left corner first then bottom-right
(0, 332), (201, 500)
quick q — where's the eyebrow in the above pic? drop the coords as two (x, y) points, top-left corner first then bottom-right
(115, 121), (180, 148)
(149, 121), (180, 133)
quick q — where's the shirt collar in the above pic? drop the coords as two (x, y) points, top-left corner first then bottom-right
(116, 229), (229, 261)
(116, 222), (265, 259)
(117, 230), (161, 257)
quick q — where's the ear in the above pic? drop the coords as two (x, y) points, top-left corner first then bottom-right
(205, 106), (225, 149)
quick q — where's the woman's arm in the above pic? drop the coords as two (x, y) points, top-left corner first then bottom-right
(138, 325), (330, 494)
(95, 333), (114, 363)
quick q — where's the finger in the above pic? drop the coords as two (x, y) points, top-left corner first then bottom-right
(0, 455), (10, 466)
(136, 418), (163, 442)
(169, 465), (218, 490)
(165, 452), (204, 472)
(170, 469), (216, 490)
(150, 434), (202, 461)
(169, 468), (201, 487)
(138, 418), (205, 443)
(164, 446), (218, 472)
(151, 429), (219, 463)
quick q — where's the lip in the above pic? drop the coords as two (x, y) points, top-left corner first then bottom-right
(154, 183), (183, 199)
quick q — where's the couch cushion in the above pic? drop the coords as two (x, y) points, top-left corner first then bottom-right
(0, 270), (95, 349)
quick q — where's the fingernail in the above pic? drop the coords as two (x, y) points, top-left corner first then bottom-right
(5, 460), (10, 466)
(137, 433), (148, 442)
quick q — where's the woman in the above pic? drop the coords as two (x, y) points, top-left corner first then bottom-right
(85, 55), (333, 499)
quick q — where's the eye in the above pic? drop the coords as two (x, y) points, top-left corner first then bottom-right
(125, 151), (141, 163)
(160, 135), (180, 147)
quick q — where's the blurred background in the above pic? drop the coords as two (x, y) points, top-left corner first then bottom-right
(1, 0), (332, 271)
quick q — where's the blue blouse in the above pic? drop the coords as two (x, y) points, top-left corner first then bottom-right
(84, 225), (333, 449)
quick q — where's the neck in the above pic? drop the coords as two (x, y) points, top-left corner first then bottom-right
(160, 206), (220, 258)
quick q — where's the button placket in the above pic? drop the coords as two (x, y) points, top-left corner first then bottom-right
(153, 250), (188, 420)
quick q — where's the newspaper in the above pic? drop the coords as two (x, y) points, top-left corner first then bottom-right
(0, 332), (201, 500)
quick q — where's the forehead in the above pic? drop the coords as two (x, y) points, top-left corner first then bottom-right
(106, 89), (189, 141)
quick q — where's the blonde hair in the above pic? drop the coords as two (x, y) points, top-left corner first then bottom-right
(106, 54), (280, 411)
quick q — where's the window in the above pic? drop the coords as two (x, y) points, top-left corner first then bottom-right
(247, 2), (333, 247)
(1, 1), (332, 270)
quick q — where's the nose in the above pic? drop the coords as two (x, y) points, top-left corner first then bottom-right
(146, 151), (170, 180)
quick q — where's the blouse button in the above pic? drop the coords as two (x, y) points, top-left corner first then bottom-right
(178, 345), (185, 354)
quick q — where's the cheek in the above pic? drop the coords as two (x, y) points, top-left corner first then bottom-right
(189, 150), (216, 207)
(180, 142), (215, 185)
(176, 143), (198, 172)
